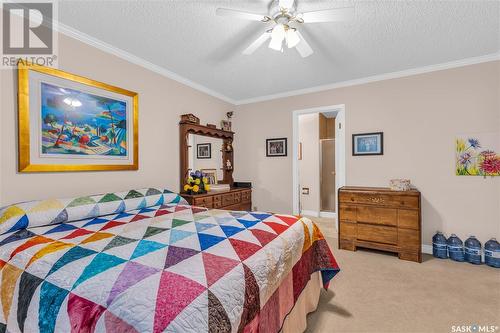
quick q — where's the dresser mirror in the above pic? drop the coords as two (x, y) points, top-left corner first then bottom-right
(188, 134), (224, 184)
(179, 117), (234, 190)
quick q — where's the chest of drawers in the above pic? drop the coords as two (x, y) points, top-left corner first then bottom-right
(338, 186), (421, 262)
(181, 188), (252, 211)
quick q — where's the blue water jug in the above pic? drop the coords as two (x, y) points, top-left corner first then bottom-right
(447, 234), (465, 262)
(484, 238), (500, 268)
(432, 231), (448, 259)
(464, 236), (482, 265)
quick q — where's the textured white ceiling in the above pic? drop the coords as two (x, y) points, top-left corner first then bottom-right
(58, 0), (500, 102)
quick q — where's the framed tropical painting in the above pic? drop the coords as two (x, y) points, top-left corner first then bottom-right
(17, 60), (138, 172)
(456, 133), (500, 176)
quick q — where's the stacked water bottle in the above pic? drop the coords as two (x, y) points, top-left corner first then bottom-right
(432, 232), (500, 268)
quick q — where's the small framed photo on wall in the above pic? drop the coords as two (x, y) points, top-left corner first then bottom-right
(352, 132), (383, 156)
(197, 143), (211, 159)
(266, 138), (287, 157)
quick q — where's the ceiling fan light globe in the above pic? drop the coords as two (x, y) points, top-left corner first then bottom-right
(286, 29), (300, 48)
(268, 36), (283, 51)
(271, 24), (286, 41)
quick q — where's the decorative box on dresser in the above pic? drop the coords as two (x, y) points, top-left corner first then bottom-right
(338, 186), (422, 263)
(181, 188), (252, 211)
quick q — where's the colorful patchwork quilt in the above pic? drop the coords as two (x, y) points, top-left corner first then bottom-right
(0, 189), (339, 333)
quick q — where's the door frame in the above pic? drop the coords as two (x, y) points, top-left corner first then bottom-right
(292, 104), (346, 228)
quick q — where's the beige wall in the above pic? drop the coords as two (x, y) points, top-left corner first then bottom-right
(298, 113), (320, 213)
(234, 61), (500, 246)
(0, 33), (232, 206)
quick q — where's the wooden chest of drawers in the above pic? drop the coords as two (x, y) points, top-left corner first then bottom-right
(181, 188), (252, 211)
(338, 186), (422, 262)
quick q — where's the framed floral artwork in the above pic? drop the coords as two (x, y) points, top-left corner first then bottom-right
(456, 133), (500, 176)
(18, 60), (138, 172)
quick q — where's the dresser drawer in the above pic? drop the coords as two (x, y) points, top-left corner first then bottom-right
(222, 193), (234, 206)
(398, 228), (420, 248)
(194, 196), (213, 206)
(213, 200), (223, 209)
(398, 209), (419, 230)
(339, 205), (357, 221)
(357, 224), (397, 245)
(194, 196), (213, 208)
(241, 190), (251, 203)
(357, 206), (397, 226)
(339, 221), (356, 239)
(339, 191), (419, 209)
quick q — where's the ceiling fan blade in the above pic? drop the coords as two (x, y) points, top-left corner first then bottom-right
(300, 7), (354, 23)
(279, 0), (295, 9)
(216, 8), (266, 21)
(295, 31), (313, 58)
(243, 32), (271, 55)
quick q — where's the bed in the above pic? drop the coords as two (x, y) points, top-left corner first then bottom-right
(0, 188), (339, 333)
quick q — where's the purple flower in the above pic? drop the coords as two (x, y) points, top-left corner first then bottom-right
(459, 152), (472, 166)
(467, 138), (481, 149)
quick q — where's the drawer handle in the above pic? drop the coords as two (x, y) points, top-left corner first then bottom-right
(369, 197), (384, 203)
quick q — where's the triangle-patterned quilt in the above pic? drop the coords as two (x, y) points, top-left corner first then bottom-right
(0, 188), (339, 332)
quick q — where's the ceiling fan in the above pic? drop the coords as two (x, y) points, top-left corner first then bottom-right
(216, 0), (354, 58)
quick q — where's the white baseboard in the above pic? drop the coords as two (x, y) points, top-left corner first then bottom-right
(421, 244), (432, 254)
(319, 211), (336, 218)
(300, 210), (319, 217)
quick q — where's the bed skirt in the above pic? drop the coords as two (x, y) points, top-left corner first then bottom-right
(281, 271), (322, 333)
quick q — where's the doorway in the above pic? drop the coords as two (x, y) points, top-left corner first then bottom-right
(292, 105), (346, 229)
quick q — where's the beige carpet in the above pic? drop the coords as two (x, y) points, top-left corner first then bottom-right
(305, 217), (500, 333)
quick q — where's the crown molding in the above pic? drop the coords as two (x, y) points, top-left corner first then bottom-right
(55, 22), (237, 105)
(53, 20), (499, 107)
(235, 52), (500, 105)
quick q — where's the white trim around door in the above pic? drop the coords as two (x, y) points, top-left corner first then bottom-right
(292, 104), (346, 230)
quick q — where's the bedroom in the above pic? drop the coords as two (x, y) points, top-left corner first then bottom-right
(0, 1), (499, 332)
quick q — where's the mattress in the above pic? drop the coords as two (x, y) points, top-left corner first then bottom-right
(0, 188), (339, 332)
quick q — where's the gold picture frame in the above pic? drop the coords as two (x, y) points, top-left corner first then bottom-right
(18, 60), (139, 172)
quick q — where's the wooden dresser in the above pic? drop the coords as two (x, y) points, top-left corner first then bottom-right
(338, 186), (421, 262)
(181, 188), (252, 211)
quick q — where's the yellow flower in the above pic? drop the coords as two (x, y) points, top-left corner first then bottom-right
(456, 139), (466, 153)
(195, 178), (201, 185)
(192, 185), (200, 192)
(205, 184), (210, 192)
(183, 184), (192, 192)
(202, 177), (208, 184)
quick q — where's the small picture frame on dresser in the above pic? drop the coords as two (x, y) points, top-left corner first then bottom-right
(352, 132), (383, 156)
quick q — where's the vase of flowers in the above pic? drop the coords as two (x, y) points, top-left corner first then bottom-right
(184, 170), (210, 194)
